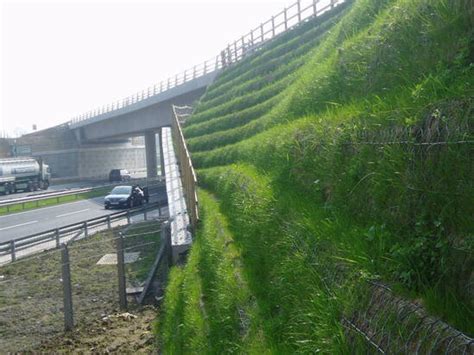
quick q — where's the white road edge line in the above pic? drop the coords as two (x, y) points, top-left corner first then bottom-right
(56, 209), (90, 218)
(0, 220), (38, 231)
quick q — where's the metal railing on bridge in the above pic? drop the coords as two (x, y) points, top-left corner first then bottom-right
(69, 0), (346, 127)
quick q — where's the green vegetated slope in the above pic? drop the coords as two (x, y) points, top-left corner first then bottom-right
(159, 0), (473, 352)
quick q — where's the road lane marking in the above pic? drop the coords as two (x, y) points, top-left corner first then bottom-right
(0, 198), (103, 219)
(0, 220), (38, 231)
(56, 209), (90, 218)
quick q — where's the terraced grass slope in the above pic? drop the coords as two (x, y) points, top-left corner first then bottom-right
(158, 0), (473, 352)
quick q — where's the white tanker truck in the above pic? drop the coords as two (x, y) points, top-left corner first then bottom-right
(0, 157), (51, 195)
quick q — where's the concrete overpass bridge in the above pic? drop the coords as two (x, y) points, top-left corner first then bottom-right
(70, 71), (219, 177)
(15, 0), (346, 180)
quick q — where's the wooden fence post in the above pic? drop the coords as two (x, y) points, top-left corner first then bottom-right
(234, 41), (238, 60)
(297, 0), (302, 22)
(61, 244), (74, 331)
(116, 233), (127, 310)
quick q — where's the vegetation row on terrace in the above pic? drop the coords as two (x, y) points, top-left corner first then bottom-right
(157, 0), (474, 352)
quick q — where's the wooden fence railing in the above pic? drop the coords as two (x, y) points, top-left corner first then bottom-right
(171, 105), (199, 231)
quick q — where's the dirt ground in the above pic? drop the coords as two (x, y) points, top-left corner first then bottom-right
(36, 305), (158, 353)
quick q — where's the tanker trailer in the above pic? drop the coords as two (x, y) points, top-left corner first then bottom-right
(0, 157), (51, 195)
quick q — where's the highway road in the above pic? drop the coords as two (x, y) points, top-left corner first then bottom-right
(0, 171), (147, 202)
(0, 185), (167, 244)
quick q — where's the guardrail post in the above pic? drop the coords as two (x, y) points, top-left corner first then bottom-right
(126, 210), (131, 224)
(10, 240), (16, 262)
(83, 222), (88, 238)
(250, 29), (254, 45)
(116, 232), (127, 310)
(55, 229), (60, 248)
(61, 244), (74, 331)
(284, 8), (288, 30)
(144, 210), (148, 221)
(260, 23), (264, 41)
(313, 0), (317, 15)
(107, 215), (111, 229)
(331, 0), (336, 9)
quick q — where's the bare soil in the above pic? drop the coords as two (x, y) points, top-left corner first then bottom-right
(36, 305), (158, 353)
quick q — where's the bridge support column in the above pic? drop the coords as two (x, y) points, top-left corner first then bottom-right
(159, 127), (165, 177)
(145, 131), (158, 178)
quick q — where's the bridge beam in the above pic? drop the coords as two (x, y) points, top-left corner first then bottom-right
(145, 131), (158, 178)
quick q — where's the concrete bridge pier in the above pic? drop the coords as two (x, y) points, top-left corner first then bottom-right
(159, 127), (165, 177)
(145, 131), (158, 178)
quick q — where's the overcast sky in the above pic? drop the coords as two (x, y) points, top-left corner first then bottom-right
(1, 0), (291, 137)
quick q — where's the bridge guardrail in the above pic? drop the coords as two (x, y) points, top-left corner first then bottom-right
(0, 201), (166, 265)
(0, 176), (165, 212)
(69, 0), (347, 127)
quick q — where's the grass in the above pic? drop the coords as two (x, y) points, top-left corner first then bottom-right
(158, 190), (265, 353)
(159, 0), (474, 352)
(0, 187), (110, 216)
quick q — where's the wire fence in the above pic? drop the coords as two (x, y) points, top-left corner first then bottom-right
(69, 0), (347, 127)
(342, 282), (474, 354)
(0, 220), (172, 352)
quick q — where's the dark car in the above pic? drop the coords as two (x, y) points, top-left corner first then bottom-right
(104, 185), (146, 209)
(109, 169), (131, 182)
